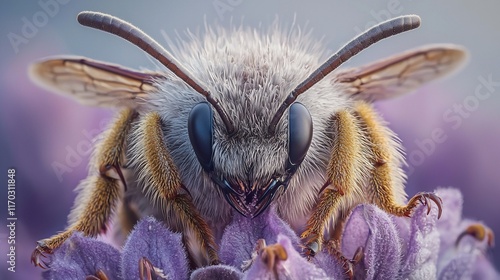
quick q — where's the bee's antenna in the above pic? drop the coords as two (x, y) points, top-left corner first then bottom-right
(268, 15), (421, 133)
(77, 11), (235, 135)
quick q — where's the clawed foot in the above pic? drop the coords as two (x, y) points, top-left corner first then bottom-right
(405, 192), (443, 218)
(326, 241), (364, 280)
(139, 257), (167, 280)
(31, 240), (52, 269)
(456, 223), (495, 248)
(32, 230), (74, 269)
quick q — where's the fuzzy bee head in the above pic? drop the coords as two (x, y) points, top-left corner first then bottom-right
(165, 15), (420, 217)
(65, 12), (452, 218)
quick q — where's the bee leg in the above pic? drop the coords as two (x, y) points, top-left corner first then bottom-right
(301, 189), (344, 258)
(456, 223), (495, 248)
(31, 109), (136, 268)
(330, 210), (348, 242)
(354, 101), (443, 218)
(301, 110), (363, 258)
(326, 240), (364, 280)
(326, 211), (365, 280)
(138, 112), (218, 266)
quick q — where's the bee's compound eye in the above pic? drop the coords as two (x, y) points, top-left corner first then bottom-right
(287, 102), (313, 169)
(188, 102), (214, 172)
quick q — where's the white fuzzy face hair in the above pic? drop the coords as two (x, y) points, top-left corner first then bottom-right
(146, 22), (349, 224)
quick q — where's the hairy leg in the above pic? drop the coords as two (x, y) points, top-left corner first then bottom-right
(301, 109), (364, 256)
(133, 112), (218, 266)
(355, 101), (442, 218)
(32, 109), (136, 267)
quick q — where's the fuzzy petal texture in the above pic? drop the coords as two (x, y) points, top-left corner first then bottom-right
(342, 204), (402, 280)
(191, 264), (244, 280)
(392, 215), (412, 254)
(312, 251), (346, 280)
(42, 232), (121, 280)
(121, 216), (189, 280)
(400, 203), (440, 279)
(341, 205), (370, 260)
(435, 188), (464, 253)
(38, 188), (499, 280)
(244, 234), (329, 280)
(219, 206), (299, 269)
(435, 188), (463, 232)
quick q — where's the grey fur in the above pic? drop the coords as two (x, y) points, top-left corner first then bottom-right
(129, 23), (381, 235)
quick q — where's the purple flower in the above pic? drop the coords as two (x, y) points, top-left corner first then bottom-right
(341, 204), (404, 279)
(335, 202), (441, 279)
(121, 216), (189, 280)
(41, 232), (122, 280)
(42, 189), (498, 279)
(435, 188), (498, 280)
(43, 217), (189, 280)
(218, 205), (300, 268)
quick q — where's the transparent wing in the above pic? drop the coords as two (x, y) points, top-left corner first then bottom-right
(334, 44), (467, 102)
(29, 56), (165, 108)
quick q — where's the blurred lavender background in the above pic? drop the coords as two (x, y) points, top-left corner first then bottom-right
(1, 1), (499, 279)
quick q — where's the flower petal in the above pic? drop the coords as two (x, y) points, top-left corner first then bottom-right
(312, 250), (347, 279)
(244, 235), (329, 280)
(191, 264), (243, 280)
(42, 232), (121, 280)
(121, 216), (189, 280)
(219, 206), (299, 269)
(392, 215), (411, 253)
(435, 188), (463, 232)
(400, 203), (440, 279)
(343, 204), (402, 280)
(341, 205), (370, 260)
(435, 188), (464, 253)
(438, 251), (476, 280)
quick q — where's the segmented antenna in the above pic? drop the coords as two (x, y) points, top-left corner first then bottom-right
(268, 15), (421, 133)
(77, 11), (235, 134)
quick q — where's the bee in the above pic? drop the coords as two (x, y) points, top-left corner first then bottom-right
(31, 11), (466, 272)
